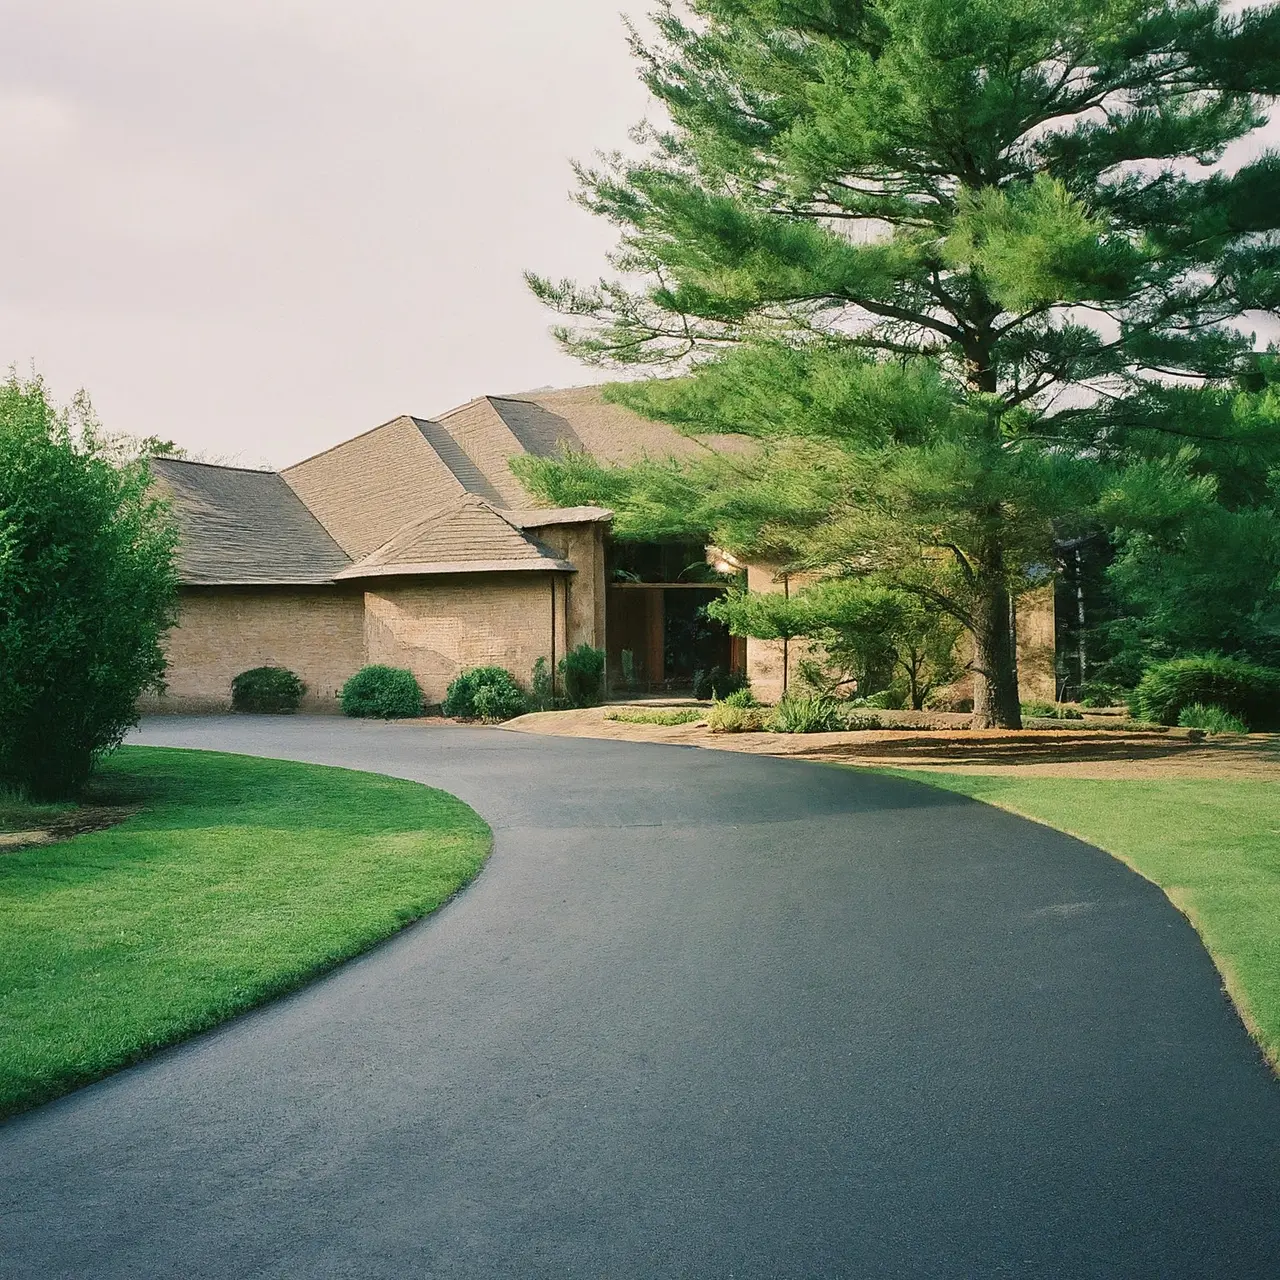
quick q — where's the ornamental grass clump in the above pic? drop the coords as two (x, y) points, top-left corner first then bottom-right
(1177, 703), (1249, 735)
(231, 667), (305, 714)
(442, 666), (526, 721)
(341, 666), (423, 719)
(770, 694), (846, 734)
(1130, 657), (1280, 730)
(707, 701), (766, 733)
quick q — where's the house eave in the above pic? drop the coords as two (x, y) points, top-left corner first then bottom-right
(334, 557), (577, 581)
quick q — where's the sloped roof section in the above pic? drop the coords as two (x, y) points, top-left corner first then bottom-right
(335, 493), (575, 581)
(281, 416), (471, 559)
(150, 457), (351, 585)
(490, 384), (749, 466)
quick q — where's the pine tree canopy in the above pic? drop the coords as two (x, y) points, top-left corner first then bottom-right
(520, 0), (1280, 726)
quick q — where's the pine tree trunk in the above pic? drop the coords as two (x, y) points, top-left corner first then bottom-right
(971, 573), (1022, 730)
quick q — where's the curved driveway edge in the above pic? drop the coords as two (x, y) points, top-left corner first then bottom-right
(3, 716), (1279, 1278)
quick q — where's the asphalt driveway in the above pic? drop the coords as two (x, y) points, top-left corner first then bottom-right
(3, 716), (1279, 1278)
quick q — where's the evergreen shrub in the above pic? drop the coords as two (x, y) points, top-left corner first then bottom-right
(559, 644), (605, 708)
(341, 666), (423, 719)
(231, 667), (305, 714)
(442, 666), (526, 720)
(1130, 656), (1280, 729)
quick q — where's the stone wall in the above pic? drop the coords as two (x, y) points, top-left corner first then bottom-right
(143, 585), (366, 713)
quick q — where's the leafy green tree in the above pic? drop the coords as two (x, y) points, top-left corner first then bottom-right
(710, 578), (963, 707)
(0, 375), (178, 798)
(521, 0), (1280, 727)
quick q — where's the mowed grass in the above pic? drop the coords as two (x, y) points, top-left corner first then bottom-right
(886, 771), (1280, 1068)
(0, 746), (491, 1119)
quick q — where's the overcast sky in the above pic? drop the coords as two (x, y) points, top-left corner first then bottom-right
(3, 3), (1275, 467)
(0, 1), (651, 466)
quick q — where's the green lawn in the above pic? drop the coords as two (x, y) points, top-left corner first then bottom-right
(885, 770), (1280, 1069)
(0, 746), (491, 1119)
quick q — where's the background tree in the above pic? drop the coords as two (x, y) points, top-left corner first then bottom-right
(521, 0), (1280, 727)
(0, 375), (178, 798)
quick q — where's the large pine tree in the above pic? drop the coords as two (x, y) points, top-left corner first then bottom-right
(524, 0), (1280, 727)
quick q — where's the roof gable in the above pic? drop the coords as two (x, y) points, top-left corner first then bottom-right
(336, 493), (574, 580)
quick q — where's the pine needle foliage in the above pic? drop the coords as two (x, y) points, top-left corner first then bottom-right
(521, 0), (1280, 727)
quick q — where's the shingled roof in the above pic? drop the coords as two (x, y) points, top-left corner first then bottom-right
(335, 493), (575, 580)
(150, 457), (351, 586)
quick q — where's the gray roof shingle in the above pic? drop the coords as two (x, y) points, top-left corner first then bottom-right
(150, 457), (352, 585)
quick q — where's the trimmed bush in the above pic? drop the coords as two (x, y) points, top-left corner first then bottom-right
(472, 680), (528, 723)
(231, 667), (305, 714)
(442, 666), (526, 720)
(707, 701), (766, 733)
(1177, 703), (1249, 734)
(341, 666), (423, 719)
(770, 694), (846, 734)
(693, 665), (749, 700)
(559, 644), (606, 708)
(1130, 656), (1280, 729)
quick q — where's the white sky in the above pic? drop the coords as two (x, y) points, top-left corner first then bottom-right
(2, 2), (1275, 467)
(0, 1), (651, 467)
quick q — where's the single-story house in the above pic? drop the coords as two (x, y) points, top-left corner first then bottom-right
(146, 385), (1055, 711)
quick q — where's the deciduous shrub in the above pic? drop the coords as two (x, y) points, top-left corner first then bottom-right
(1130, 656), (1280, 729)
(770, 694), (846, 734)
(1177, 703), (1249, 735)
(707, 701), (766, 733)
(720, 685), (758, 708)
(559, 644), (606, 708)
(231, 667), (305, 714)
(0, 375), (178, 799)
(341, 665), (423, 719)
(442, 666), (526, 720)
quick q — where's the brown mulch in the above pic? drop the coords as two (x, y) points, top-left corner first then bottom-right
(0, 805), (139, 854)
(501, 706), (1280, 781)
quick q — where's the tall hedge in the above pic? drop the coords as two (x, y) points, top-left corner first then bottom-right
(0, 376), (178, 798)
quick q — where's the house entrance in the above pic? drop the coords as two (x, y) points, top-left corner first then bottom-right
(604, 539), (746, 693)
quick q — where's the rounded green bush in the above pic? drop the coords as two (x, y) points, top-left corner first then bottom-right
(340, 666), (423, 719)
(231, 666), (305, 714)
(1130, 656), (1280, 729)
(442, 666), (526, 720)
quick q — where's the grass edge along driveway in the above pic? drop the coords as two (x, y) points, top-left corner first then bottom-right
(876, 768), (1280, 1072)
(0, 746), (491, 1120)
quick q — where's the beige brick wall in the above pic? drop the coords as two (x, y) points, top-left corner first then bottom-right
(364, 572), (568, 704)
(1016, 585), (1057, 702)
(143, 586), (366, 713)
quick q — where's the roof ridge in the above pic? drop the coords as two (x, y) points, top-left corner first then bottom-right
(152, 456), (276, 476)
(282, 414), (417, 473)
